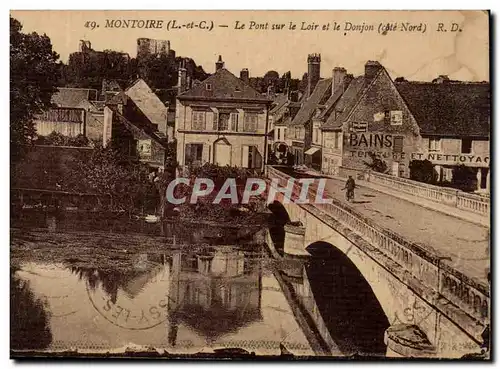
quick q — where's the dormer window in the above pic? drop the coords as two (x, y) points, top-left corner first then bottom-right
(206, 83), (212, 91)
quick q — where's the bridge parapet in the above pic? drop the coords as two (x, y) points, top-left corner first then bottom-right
(266, 166), (489, 330)
(348, 168), (490, 217)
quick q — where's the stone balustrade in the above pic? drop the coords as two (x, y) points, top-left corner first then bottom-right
(366, 171), (490, 217)
(266, 166), (490, 325)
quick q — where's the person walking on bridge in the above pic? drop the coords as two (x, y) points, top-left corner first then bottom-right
(343, 175), (356, 202)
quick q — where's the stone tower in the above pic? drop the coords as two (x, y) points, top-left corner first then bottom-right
(307, 53), (321, 97)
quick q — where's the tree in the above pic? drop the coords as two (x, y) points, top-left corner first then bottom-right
(298, 73), (308, 94)
(452, 164), (477, 192)
(263, 70), (280, 89)
(64, 147), (153, 212)
(65, 49), (132, 89)
(138, 54), (178, 90)
(10, 16), (60, 161)
(409, 159), (437, 184)
(363, 152), (389, 174)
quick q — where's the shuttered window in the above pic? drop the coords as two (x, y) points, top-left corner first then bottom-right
(244, 113), (258, 132)
(192, 111), (206, 130)
(230, 113), (239, 131)
(393, 136), (404, 153)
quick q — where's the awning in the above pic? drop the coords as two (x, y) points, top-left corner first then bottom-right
(305, 147), (321, 155)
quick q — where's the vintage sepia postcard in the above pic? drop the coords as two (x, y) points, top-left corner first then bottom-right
(10, 10), (490, 360)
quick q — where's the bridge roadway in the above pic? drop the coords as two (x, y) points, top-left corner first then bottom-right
(318, 177), (490, 286)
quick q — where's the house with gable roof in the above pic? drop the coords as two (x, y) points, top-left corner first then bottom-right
(35, 87), (104, 141)
(395, 78), (490, 192)
(103, 78), (169, 169)
(175, 56), (272, 170)
(321, 61), (422, 178)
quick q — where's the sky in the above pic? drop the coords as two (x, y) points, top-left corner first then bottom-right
(10, 10), (489, 82)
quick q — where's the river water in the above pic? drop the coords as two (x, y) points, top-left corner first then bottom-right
(10, 211), (321, 357)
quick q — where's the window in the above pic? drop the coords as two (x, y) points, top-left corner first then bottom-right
(242, 146), (261, 169)
(192, 111), (206, 130)
(137, 139), (152, 158)
(429, 138), (441, 152)
(390, 111), (403, 125)
(206, 83), (212, 91)
(313, 128), (318, 143)
(218, 113), (230, 131)
(393, 136), (404, 153)
(230, 113), (239, 131)
(461, 138), (473, 154)
(244, 113), (258, 132)
(185, 144), (203, 166)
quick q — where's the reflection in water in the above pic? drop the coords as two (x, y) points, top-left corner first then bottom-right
(11, 223), (316, 356)
(168, 247), (263, 345)
(70, 253), (166, 304)
(10, 268), (53, 350)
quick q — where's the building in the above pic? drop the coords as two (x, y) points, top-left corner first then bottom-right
(175, 56), (272, 171)
(268, 93), (291, 162)
(321, 61), (422, 178)
(167, 246), (262, 344)
(267, 71), (303, 164)
(50, 87), (107, 141)
(104, 79), (169, 169)
(69, 40), (130, 70)
(395, 78), (490, 192)
(136, 38), (175, 59)
(286, 54), (334, 168)
(309, 67), (353, 173)
(34, 107), (86, 138)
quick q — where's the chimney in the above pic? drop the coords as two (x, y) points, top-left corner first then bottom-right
(364, 60), (383, 85)
(240, 68), (249, 84)
(332, 67), (347, 95)
(216, 55), (224, 72)
(307, 54), (321, 97)
(178, 60), (187, 93)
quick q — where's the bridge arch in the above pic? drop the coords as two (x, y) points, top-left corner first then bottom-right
(267, 201), (291, 251)
(305, 241), (390, 356)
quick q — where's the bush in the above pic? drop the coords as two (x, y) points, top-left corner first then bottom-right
(363, 152), (389, 174)
(167, 163), (266, 220)
(452, 165), (477, 192)
(35, 131), (90, 147)
(63, 146), (154, 212)
(409, 159), (437, 184)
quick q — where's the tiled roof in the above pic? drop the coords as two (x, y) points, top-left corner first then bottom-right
(51, 88), (98, 108)
(289, 79), (332, 127)
(270, 93), (289, 114)
(111, 106), (167, 148)
(317, 83), (348, 120)
(395, 82), (490, 137)
(322, 77), (366, 129)
(124, 79), (168, 126)
(178, 68), (270, 102)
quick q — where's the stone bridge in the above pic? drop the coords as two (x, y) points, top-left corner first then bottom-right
(265, 166), (490, 359)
